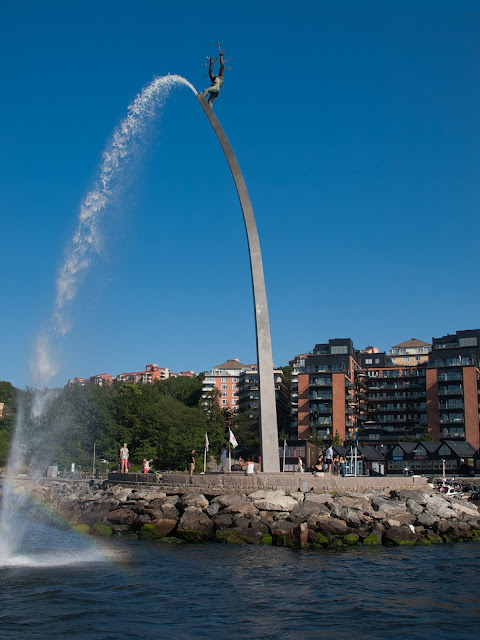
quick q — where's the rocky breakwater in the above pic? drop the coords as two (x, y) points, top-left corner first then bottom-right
(22, 480), (480, 549)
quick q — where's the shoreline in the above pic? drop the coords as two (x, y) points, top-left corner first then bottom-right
(2, 473), (480, 549)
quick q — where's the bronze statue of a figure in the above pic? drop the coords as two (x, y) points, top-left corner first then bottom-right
(203, 50), (225, 107)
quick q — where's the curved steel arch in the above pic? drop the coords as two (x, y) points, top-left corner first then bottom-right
(196, 93), (280, 472)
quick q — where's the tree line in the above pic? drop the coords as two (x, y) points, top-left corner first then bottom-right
(0, 376), (261, 471)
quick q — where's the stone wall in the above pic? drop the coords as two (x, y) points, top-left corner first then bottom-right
(13, 476), (480, 550)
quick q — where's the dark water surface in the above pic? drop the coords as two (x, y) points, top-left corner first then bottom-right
(0, 522), (479, 640)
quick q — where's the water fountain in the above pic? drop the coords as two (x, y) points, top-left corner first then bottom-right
(0, 62), (279, 564)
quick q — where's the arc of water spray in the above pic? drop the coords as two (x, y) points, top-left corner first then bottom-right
(33, 74), (197, 385)
(0, 74), (197, 562)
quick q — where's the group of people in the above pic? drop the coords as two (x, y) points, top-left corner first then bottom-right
(120, 443), (153, 474)
(296, 446), (347, 477)
(119, 443), (261, 477)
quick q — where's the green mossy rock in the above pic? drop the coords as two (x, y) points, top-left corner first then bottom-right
(92, 523), (112, 537)
(344, 534), (359, 545)
(215, 531), (246, 544)
(417, 537), (432, 546)
(273, 534), (294, 548)
(140, 523), (160, 540)
(316, 533), (329, 546)
(159, 537), (184, 544)
(426, 533), (443, 544)
(123, 532), (139, 540)
(177, 528), (210, 543)
(72, 524), (90, 535)
(260, 534), (272, 545)
(363, 533), (382, 546)
(470, 528), (480, 541)
(331, 537), (344, 547)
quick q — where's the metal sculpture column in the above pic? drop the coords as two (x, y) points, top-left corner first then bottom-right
(197, 52), (279, 472)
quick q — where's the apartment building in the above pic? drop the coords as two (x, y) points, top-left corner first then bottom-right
(116, 363), (171, 384)
(291, 330), (480, 451)
(238, 368), (289, 433)
(202, 359), (255, 413)
(388, 338), (431, 366)
(89, 373), (114, 386)
(295, 338), (360, 444)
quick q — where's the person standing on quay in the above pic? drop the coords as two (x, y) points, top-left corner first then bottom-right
(220, 446), (227, 472)
(120, 443), (129, 473)
(325, 445), (334, 473)
(189, 449), (195, 476)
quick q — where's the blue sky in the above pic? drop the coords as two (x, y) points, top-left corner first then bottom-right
(1, 0), (480, 389)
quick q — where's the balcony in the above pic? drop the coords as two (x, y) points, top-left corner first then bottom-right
(439, 418), (464, 424)
(438, 374), (462, 382)
(310, 406), (331, 414)
(439, 403), (464, 410)
(310, 418), (332, 427)
(440, 430), (465, 439)
(438, 388), (463, 396)
(310, 380), (332, 387)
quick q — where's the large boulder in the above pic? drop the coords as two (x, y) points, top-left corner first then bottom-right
(416, 511), (438, 528)
(314, 516), (348, 536)
(270, 520), (306, 547)
(384, 525), (417, 545)
(161, 503), (180, 520)
(448, 501), (480, 520)
(213, 513), (234, 529)
(224, 500), (259, 518)
(232, 517), (269, 544)
(177, 507), (214, 542)
(212, 493), (248, 507)
(371, 497), (407, 518)
(423, 496), (456, 520)
(106, 508), (136, 526)
(289, 501), (330, 524)
(406, 499), (424, 517)
(149, 518), (178, 538)
(254, 494), (298, 512)
(179, 492), (209, 510)
(396, 490), (431, 505)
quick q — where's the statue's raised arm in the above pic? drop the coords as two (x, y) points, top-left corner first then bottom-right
(218, 50), (225, 78)
(202, 48), (226, 108)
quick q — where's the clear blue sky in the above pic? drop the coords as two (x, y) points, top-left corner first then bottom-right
(1, 1), (480, 389)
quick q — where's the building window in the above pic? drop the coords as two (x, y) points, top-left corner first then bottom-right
(233, 377), (239, 382)
(232, 399), (237, 404)
(221, 377), (227, 382)
(221, 385), (227, 390)
(222, 392), (227, 397)
(403, 357), (409, 362)
(365, 358), (372, 365)
(221, 399), (227, 405)
(206, 377), (214, 382)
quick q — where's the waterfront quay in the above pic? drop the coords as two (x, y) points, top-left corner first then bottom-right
(5, 471), (480, 549)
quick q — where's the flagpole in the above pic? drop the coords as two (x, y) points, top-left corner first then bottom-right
(228, 441), (231, 472)
(203, 446), (207, 473)
(283, 439), (286, 472)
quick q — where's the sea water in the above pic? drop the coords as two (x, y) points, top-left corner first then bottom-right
(0, 518), (479, 640)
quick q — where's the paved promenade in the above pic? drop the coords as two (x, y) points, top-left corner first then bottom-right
(107, 471), (428, 492)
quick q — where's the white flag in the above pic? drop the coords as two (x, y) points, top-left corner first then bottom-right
(205, 432), (209, 451)
(229, 428), (238, 448)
